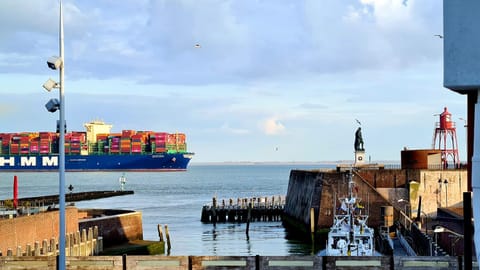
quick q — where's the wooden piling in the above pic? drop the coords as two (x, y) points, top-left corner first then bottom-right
(246, 202), (252, 236)
(165, 225), (171, 253)
(157, 224), (164, 242)
(212, 197), (217, 226)
(201, 195), (285, 224)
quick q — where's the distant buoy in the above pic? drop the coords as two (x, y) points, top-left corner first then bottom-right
(119, 173), (127, 191)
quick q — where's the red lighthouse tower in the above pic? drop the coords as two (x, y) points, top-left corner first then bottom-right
(432, 107), (460, 168)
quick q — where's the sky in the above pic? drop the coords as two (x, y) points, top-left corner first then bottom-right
(0, 0), (468, 163)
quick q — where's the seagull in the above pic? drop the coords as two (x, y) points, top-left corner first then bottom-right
(355, 119), (361, 126)
(434, 34), (443, 39)
(194, 44), (201, 48)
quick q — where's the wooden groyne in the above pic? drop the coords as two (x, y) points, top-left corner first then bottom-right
(201, 196), (285, 223)
(1, 226), (102, 257)
(1, 190), (134, 207)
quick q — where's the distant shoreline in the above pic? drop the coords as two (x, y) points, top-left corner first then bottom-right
(189, 161), (400, 166)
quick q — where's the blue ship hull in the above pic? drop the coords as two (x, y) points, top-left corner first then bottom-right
(0, 153), (193, 172)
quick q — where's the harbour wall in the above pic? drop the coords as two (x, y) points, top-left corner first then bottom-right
(357, 168), (467, 216)
(283, 170), (324, 227)
(78, 209), (143, 247)
(284, 169), (394, 230)
(0, 207), (143, 253)
(284, 167), (468, 232)
(0, 207), (79, 254)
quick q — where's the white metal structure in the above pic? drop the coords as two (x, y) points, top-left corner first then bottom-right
(325, 171), (376, 256)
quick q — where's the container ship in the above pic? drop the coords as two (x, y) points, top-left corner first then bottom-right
(0, 120), (193, 172)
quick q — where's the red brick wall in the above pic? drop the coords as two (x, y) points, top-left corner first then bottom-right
(0, 207), (78, 254)
(356, 169), (407, 188)
(79, 209), (143, 247)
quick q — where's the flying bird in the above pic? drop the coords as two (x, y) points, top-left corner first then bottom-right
(434, 34), (443, 39)
(355, 119), (361, 126)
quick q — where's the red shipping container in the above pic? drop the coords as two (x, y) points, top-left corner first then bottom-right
(131, 134), (144, 142)
(122, 130), (136, 138)
(40, 132), (54, 140)
(151, 132), (168, 141)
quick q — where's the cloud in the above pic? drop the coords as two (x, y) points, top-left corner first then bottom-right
(220, 123), (250, 135)
(260, 117), (286, 135)
(0, 0), (443, 86)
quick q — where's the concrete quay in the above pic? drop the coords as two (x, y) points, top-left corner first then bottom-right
(0, 255), (474, 270)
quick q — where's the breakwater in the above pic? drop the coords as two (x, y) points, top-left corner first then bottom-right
(1, 190), (134, 207)
(284, 169), (392, 231)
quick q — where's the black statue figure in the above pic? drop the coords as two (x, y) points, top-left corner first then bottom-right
(354, 127), (364, 151)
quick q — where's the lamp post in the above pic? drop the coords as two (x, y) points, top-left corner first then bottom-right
(443, 179), (449, 207)
(43, 1), (66, 269)
(438, 178), (443, 207)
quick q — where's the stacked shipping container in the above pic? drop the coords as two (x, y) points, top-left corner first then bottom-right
(0, 130), (188, 155)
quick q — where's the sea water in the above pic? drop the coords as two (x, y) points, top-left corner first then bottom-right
(0, 164), (333, 256)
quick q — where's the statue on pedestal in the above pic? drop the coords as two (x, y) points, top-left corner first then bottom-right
(354, 127), (364, 151)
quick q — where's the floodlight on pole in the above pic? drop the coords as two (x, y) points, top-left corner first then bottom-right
(47, 56), (63, 70)
(43, 78), (59, 92)
(58, 0), (66, 268)
(45, 98), (60, 113)
(42, 1), (66, 269)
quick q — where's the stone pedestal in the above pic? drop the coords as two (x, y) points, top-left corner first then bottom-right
(355, 150), (366, 165)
